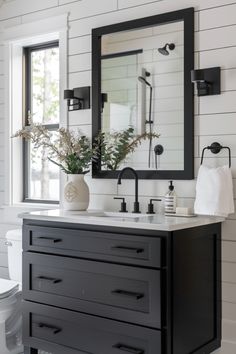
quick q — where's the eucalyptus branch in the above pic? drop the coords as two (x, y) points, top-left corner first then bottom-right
(95, 128), (160, 171)
(48, 157), (71, 174)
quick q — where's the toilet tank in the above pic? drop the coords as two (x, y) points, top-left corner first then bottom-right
(6, 229), (22, 283)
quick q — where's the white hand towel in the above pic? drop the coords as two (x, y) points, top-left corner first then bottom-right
(194, 165), (234, 217)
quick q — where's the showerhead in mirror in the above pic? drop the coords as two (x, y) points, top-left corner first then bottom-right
(158, 43), (175, 56)
(138, 76), (152, 87)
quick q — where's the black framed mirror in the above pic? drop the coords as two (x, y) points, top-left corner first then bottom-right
(92, 7), (194, 180)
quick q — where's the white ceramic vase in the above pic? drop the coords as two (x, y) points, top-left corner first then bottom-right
(63, 174), (89, 211)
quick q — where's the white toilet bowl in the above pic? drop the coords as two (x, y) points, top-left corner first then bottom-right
(0, 230), (23, 354)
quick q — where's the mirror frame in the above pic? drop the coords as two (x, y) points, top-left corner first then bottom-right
(92, 7), (194, 180)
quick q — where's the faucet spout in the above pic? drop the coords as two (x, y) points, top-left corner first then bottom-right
(117, 167), (140, 213)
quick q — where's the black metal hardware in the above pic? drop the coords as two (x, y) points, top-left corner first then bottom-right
(154, 144), (164, 169)
(201, 142), (231, 167)
(154, 145), (164, 155)
(138, 76), (153, 168)
(117, 167), (140, 213)
(191, 67), (221, 96)
(112, 343), (144, 354)
(133, 201), (140, 214)
(37, 323), (61, 335)
(36, 236), (62, 243)
(113, 197), (128, 213)
(158, 42), (175, 56)
(64, 86), (90, 111)
(110, 246), (144, 254)
(111, 289), (144, 300)
(36, 276), (62, 284)
(101, 93), (108, 112)
(147, 198), (162, 214)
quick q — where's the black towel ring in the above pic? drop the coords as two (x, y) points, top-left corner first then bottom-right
(200, 142), (231, 167)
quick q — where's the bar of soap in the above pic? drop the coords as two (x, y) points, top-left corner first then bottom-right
(176, 207), (193, 215)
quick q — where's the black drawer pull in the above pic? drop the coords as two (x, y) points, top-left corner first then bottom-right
(111, 289), (144, 300)
(36, 276), (62, 284)
(37, 323), (61, 335)
(36, 236), (62, 243)
(111, 246), (144, 254)
(113, 343), (144, 354)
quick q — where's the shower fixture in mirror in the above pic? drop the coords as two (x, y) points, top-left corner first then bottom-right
(92, 8), (194, 179)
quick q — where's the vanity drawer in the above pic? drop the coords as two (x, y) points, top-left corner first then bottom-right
(23, 301), (162, 354)
(23, 224), (164, 267)
(23, 252), (162, 328)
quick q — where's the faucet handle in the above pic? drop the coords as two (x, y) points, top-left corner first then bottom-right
(147, 198), (162, 214)
(113, 197), (128, 213)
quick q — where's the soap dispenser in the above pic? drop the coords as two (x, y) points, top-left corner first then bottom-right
(165, 181), (177, 214)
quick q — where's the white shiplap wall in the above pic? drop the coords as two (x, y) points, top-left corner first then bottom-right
(0, 1), (236, 352)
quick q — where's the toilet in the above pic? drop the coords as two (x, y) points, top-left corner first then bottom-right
(0, 229), (23, 354)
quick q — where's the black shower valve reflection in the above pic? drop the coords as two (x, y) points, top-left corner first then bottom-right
(154, 144), (164, 156)
(154, 144), (164, 170)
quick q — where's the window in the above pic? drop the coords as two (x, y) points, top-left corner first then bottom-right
(23, 41), (60, 203)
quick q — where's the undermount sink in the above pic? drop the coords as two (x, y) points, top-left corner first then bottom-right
(90, 211), (150, 219)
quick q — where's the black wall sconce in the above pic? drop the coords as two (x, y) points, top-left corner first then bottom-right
(64, 86), (90, 111)
(191, 67), (221, 96)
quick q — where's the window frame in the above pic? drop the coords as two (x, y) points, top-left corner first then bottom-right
(23, 40), (60, 204)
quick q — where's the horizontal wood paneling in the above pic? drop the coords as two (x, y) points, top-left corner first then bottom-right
(200, 91), (236, 115)
(0, 0), (58, 20)
(200, 46), (236, 70)
(196, 25), (236, 52)
(69, 35), (91, 56)
(199, 3), (236, 30)
(222, 241), (236, 262)
(195, 114), (236, 136)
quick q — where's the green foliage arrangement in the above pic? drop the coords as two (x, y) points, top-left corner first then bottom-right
(13, 124), (95, 174)
(13, 124), (159, 174)
(94, 127), (160, 170)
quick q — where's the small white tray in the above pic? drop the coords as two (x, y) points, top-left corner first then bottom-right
(165, 213), (197, 218)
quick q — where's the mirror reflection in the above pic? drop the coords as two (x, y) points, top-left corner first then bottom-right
(101, 20), (184, 171)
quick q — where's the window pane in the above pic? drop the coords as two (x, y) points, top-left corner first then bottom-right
(31, 46), (59, 125)
(28, 141), (60, 201)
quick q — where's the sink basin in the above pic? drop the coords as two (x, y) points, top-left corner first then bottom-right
(69, 211), (151, 220)
(67, 210), (155, 222)
(105, 211), (148, 218)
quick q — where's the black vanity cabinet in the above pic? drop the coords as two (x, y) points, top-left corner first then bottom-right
(22, 220), (221, 354)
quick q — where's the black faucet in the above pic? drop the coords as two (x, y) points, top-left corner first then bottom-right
(117, 167), (140, 213)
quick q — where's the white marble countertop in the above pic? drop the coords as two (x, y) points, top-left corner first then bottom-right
(19, 209), (225, 232)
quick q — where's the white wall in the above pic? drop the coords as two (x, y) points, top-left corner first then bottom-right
(0, 0), (236, 352)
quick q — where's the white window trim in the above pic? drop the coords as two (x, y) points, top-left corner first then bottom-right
(3, 14), (68, 208)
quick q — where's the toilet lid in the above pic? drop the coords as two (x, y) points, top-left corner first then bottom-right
(0, 279), (19, 300)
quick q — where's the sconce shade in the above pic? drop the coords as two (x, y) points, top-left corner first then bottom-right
(64, 89), (74, 99)
(102, 93), (108, 103)
(191, 69), (205, 82)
